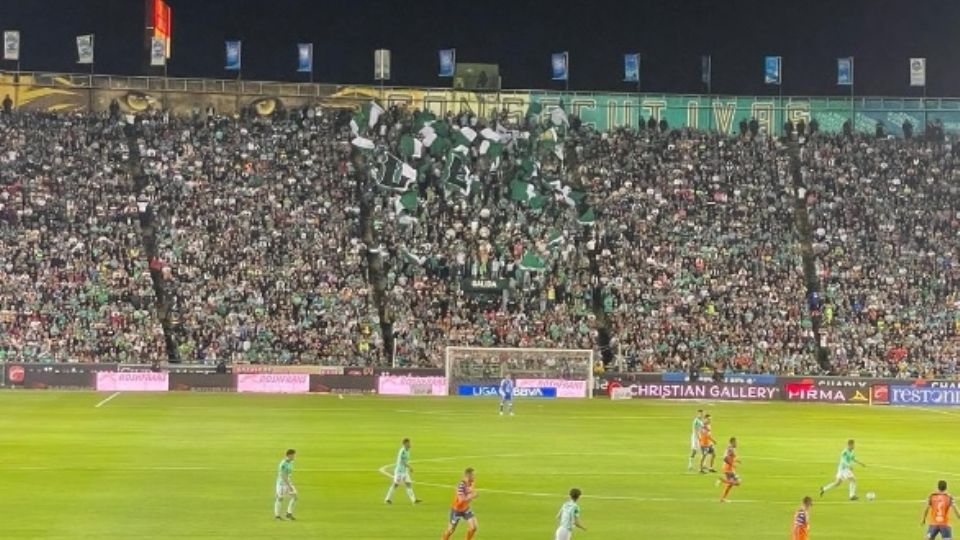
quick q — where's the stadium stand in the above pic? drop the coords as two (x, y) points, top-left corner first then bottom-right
(0, 106), (957, 377)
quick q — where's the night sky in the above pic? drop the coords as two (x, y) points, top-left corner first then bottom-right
(3, 0), (959, 96)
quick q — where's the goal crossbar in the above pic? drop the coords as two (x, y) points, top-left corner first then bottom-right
(444, 346), (595, 399)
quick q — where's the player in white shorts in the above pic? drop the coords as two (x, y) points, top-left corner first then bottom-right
(274, 449), (297, 520)
(385, 438), (421, 504)
(555, 488), (586, 540)
(688, 409), (705, 470)
(820, 439), (866, 501)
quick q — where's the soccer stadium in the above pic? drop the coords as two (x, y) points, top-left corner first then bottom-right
(2, 1), (960, 539)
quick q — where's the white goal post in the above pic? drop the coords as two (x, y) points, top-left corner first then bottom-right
(444, 347), (595, 399)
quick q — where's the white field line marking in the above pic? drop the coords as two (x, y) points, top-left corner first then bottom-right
(374, 451), (935, 506)
(374, 464), (921, 506)
(94, 392), (120, 408)
(919, 407), (960, 418)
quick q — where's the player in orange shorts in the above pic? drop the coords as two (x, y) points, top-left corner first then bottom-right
(442, 468), (478, 540)
(923, 480), (960, 540)
(717, 436), (741, 502)
(698, 415), (717, 473)
(792, 496), (812, 540)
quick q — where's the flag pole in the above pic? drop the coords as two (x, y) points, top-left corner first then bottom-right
(850, 61), (855, 133)
(779, 58), (784, 137)
(14, 60), (20, 111)
(706, 55), (713, 132)
(89, 59), (95, 112)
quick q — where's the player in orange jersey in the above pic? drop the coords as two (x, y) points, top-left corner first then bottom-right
(716, 437), (741, 502)
(698, 415), (717, 473)
(922, 480), (960, 540)
(791, 496), (813, 540)
(442, 468), (478, 540)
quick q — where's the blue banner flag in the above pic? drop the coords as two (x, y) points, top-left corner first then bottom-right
(297, 43), (313, 73)
(701, 55), (712, 86)
(837, 57), (853, 86)
(551, 51), (569, 81)
(764, 55), (781, 85)
(623, 53), (640, 83)
(225, 40), (241, 71)
(438, 48), (455, 77)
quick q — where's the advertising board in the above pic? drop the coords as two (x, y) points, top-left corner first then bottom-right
(169, 373), (234, 392)
(309, 374), (377, 394)
(456, 385), (558, 398)
(889, 386), (960, 406)
(515, 378), (587, 399)
(377, 376), (448, 396)
(625, 382), (779, 401)
(236, 373), (310, 394)
(96, 371), (169, 392)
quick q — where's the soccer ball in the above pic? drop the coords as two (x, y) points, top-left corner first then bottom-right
(865, 492), (876, 501)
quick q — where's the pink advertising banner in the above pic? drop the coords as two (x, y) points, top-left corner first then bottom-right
(377, 376), (448, 396)
(236, 373), (310, 393)
(96, 371), (169, 392)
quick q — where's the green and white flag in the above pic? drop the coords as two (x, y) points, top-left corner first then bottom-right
(577, 207), (596, 226)
(400, 135), (423, 159)
(547, 229), (565, 248)
(561, 186), (584, 207)
(550, 104), (569, 127)
(479, 140), (504, 157)
(378, 155), (417, 192)
(395, 190), (418, 214)
(510, 179), (537, 203)
(412, 110), (437, 132)
(441, 152), (473, 195)
(351, 136), (375, 150)
(401, 246), (427, 266)
(350, 101), (385, 136)
(519, 250), (547, 272)
(480, 127), (502, 142)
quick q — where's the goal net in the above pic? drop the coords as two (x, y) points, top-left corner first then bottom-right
(444, 347), (595, 399)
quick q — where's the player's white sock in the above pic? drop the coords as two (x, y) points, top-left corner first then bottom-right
(385, 484), (396, 502)
(287, 495), (297, 514)
(274, 498), (282, 516)
(848, 480), (857, 498)
(405, 486), (417, 503)
(822, 482), (836, 492)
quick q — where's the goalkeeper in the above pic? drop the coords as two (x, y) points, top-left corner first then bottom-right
(499, 373), (515, 416)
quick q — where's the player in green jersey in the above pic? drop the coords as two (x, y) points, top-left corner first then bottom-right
(820, 439), (866, 500)
(275, 449), (297, 520)
(688, 409), (705, 471)
(555, 488), (586, 540)
(385, 438), (421, 504)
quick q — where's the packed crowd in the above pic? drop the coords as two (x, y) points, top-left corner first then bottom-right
(0, 113), (165, 363)
(0, 106), (957, 377)
(805, 136), (960, 377)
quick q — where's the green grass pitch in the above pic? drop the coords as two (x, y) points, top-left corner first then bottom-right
(0, 392), (955, 539)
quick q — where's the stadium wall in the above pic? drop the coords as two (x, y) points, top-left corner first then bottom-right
(4, 362), (958, 405)
(2, 71), (960, 136)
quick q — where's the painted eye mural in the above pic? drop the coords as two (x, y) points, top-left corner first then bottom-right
(250, 97), (281, 116)
(124, 91), (159, 112)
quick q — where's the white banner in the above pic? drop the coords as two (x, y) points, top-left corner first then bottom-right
(3, 31), (19, 61)
(150, 37), (166, 66)
(76, 34), (94, 65)
(910, 57), (926, 87)
(374, 49), (391, 81)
